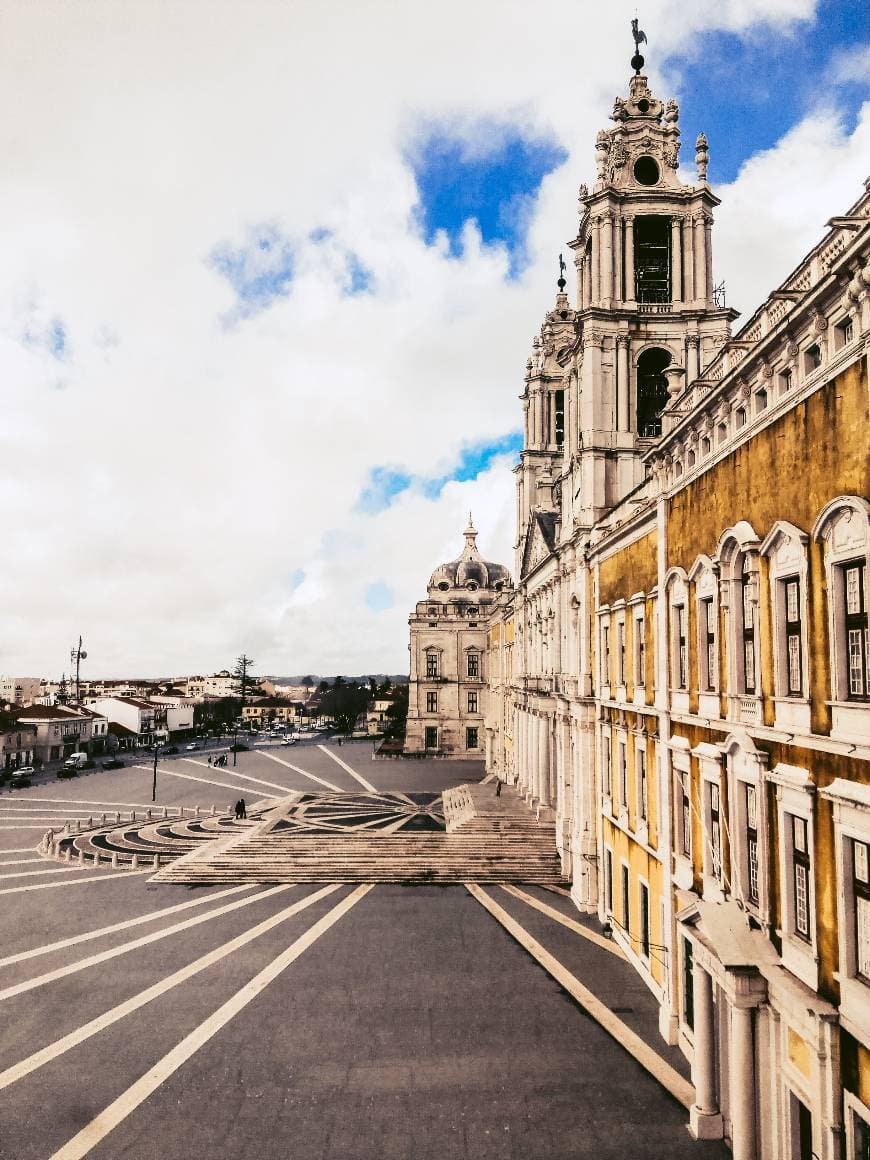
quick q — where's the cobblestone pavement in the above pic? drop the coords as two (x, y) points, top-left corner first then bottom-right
(0, 743), (728, 1160)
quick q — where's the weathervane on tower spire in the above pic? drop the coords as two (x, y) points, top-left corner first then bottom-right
(631, 17), (647, 74)
(557, 253), (567, 293)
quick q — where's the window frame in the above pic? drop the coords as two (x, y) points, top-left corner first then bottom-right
(690, 556), (720, 713)
(466, 651), (480, 680)
(820, 778), (870, 1045)
(813, 497), (870, 743)
(771, 763), (818, 990)
(424, 726), (438, 750)
(425, 690), (438, 713)
(467, 690), (478, 714)
(761, 521), (811, 730)
(465, 726), (479, 750)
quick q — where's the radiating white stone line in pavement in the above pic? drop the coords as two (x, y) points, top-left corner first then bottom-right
(499, 885), (626, 959)
(259, 751), (342, 792)
(49, 884), (374, 1160)
(466, 884), (694, 1110)
(181, 758), (294, 795)
(0, 848), (39, 855)
(0, 884), (342, 1093)
(0, 825), (81, 831)
(0, 870), (151, 896)
(130, 764), (280, 799)
(0, 883), (295, 1003)
(317, 745), (377, 792)
(0, 885), (255, 969)
(0, 867), (86, 881)
(0, 808), (96, 815)
(13, 797), (184, 810)
(0, 857), (44, 867)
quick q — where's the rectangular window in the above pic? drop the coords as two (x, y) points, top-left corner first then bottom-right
(843, 562), (869, 698)
(426, 691), (437, 713)
(618, 741), (627, 810)
(640, 882), (650, 959)
(837, 317), (854, 348)
(805, 343), (822, 372)
(621, 864), (630, 935)
(784, 577), (803, 696)
(617, 622), (625, 685)
(702, 597), (716, 691)
(681, 773), (692, 858)
(602, 735), (612, 803)
(424, 727), (438, 749)
(793, 815), (811, 941)
(675, 605), (687, 689)
(554, 388), (565, 447)
(425, 653), (439, 679)
(601, 624), (610, 687)
(853, 838), (870, 981)
(635, 615), (646, 686)
(746, 784), (759, 904)
(467, 653), (479, 678)
(466, 727), (478, 750)
(605, 849), (613, 914)
(637, 746), (648, 822)
(683, 938), (694, 1030)
(709, 782), (722, 880)
(742, 571), (756, 694)
(467, 691), (478, 714)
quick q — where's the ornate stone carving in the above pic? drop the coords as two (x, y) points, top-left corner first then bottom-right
(686, 334), (700, 349)
(664, 98), (679, 123)
(616, 333), (631, 349)
(608, 136), (627, 182)
(695, 132), (709, 182)
(812, 309), (829, 333)
(761, 362), (774, 380)
(662, 139), (680, 169)
(595, 129), (610, 180)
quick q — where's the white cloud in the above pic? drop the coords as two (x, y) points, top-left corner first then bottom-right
(1, 0), (863, 679)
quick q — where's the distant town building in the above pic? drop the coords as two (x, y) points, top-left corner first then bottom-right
(405, 518), (511, 757)
(11, 704), (103, 763)
(0, 677), (48, 706)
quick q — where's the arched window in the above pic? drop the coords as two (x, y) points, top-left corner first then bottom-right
(636, 348), (672, 437)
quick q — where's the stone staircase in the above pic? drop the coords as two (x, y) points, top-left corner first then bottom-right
(153, 784), (565, 886)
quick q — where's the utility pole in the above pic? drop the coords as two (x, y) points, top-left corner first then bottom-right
(152, 745), (160, 803)
(70, 636), (87, 705)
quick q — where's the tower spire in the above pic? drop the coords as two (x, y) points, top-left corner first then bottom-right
(631, 17), (647, 74)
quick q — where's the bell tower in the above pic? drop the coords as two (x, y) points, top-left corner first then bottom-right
(517, 25), (738, 556)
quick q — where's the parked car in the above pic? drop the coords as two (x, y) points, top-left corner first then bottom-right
(101, 759), (125, 771)
(185, 743), (198, 751)
(163, 745), (179, 755)
(10, 767), (34, 787)
(280, 737), (297, 746)
(57, 767), (78, 779)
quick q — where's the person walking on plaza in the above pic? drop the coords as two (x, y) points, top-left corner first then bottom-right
(238, 797), (246, 820)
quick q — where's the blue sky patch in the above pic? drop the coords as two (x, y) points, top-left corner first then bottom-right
(23, 314), (68, 361)
(288, 569), (306, 592)
(356, 431), (523, 515)
(406, 125), (567, 276)
(209, 224), (295, 317)
(665, 0), (869, 184)
(365, 581), (394, 613)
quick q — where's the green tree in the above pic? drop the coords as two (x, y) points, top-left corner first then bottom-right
(232, 654), (256, 709)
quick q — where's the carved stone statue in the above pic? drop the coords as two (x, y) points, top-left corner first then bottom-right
(594, 129), (610, 179)
(695, 132), (709, 182)
(664, 99), (679, 123)
(663, 139), (680, 169)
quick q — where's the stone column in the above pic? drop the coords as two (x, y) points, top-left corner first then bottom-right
(591, 221), (600, 306)
(613, 215), (623, 302)
(616, 335), (630, 432)
(671, 217), (683, 304)
(687, 335), (701, 384)
(539, 716), (551, 806)
(624, 215), (635, 303)
(600, 212), (614, 305)
(694, 214), (706, 305)
(729, 1006), (757, 1160)
(583, 252), (592, 308)
(684, 213), (696, 303)
(689, 964), (723, 1139)
(704, 215), (714, 306)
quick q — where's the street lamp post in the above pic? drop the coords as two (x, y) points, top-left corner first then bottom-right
(152, 746), (160, 803)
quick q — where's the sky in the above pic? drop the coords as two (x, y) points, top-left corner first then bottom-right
(0, 0), (867, 680)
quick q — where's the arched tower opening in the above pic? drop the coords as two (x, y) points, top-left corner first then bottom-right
(636, 347), (671, 437)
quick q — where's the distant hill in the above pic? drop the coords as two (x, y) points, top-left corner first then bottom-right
(267, 674), (409, 686)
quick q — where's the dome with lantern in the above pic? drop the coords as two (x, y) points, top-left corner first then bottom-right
(427, 516), (512, 595)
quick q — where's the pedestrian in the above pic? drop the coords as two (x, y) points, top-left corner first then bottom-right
(238, 798), (247, 820)
(495, 779), (502, 797)
(207, 755), (212, 766)
(233, 799), (242, 820)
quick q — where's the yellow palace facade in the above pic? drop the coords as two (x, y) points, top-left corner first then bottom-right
(483, 58), (869, 1160)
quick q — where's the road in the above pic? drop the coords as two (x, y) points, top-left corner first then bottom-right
(0, 742), (727, 1159)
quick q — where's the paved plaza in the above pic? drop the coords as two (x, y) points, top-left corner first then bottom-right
(0, 742), (728, 1159)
